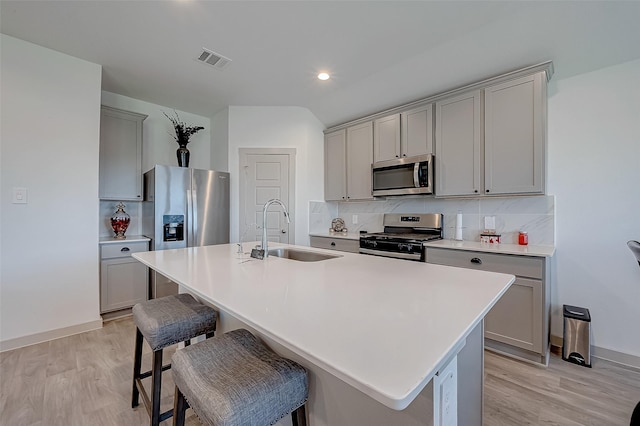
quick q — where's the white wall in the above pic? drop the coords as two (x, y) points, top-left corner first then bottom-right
(99, 92), (212, 237)
(547, 59), (640, 358)
(211, 108), (229, 172)
(0, 35), (103, 347)
(226, 106), (325, 246)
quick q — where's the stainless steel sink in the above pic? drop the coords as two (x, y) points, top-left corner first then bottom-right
(267, 248), (342, 262)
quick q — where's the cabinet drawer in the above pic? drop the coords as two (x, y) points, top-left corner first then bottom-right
(425, 247), (543, 279)
(101, 241), (149, 259)
(310, 236), (359, 253)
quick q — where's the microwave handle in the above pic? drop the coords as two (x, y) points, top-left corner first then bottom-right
(413, 163), (421, 188)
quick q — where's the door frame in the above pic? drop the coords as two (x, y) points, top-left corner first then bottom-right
(239, 148), (296, 245)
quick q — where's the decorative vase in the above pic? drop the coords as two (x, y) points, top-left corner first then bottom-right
(177, 145), (190, 167)
(110, 202), (131, 239)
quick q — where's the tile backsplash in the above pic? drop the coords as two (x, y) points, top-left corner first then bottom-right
(309, 195), (555, 246)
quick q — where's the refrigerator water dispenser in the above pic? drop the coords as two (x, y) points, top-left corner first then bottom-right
(163, 215), (184, 242)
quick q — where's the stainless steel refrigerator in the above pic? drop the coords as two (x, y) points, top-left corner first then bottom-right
(142, 165), (230, 298)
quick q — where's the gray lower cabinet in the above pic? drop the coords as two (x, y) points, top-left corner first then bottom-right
(310, 236), (359, 253)
(425, 247), (550, 364)
(100, 240), (149, 313)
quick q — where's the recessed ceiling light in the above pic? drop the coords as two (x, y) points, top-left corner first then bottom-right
(318, 72), (330, 81)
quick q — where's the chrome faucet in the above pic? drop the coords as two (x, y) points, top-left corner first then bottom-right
(261, 199), (290, 257)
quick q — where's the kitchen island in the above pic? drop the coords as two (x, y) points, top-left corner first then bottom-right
(133, 243), (514, 425)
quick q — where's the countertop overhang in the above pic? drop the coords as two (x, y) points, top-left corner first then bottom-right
(133, 242), (514, 410)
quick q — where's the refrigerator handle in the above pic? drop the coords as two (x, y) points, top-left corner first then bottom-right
(186, 189), (193, 246)
(191, 189), (198, 246)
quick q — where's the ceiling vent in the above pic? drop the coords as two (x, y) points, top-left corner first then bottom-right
(196, 48), (231, 70)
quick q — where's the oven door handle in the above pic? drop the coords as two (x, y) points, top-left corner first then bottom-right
(359, 248), (422, 261)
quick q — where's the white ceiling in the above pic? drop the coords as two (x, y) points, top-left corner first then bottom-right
(2, 1), (639, 127)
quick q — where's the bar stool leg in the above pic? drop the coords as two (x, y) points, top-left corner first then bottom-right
(291, 404), (307, 426)
(172, 387), (189, 426)
(132, 328), (144, 408)
(150, 349), (164, 426)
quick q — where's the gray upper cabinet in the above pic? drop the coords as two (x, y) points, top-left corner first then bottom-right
(401, 104), (434, 158)
(435, 71), (546, 197)
(435, 90), (482, 197)
(99, 106), (147, 200)
(484, 72), (546, 195)
(346, 122), (374, 200)
(324, 129), (347, 201)
(373, 114), (400, 162)
(324, 122), (374, 201)
(374, 104), (433, 163)
(325, 63), (551, 200)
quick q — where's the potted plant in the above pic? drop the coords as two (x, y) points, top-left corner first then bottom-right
(163, 110), (204, 167)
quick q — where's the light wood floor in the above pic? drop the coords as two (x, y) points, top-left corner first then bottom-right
(1, 316), (638, 425)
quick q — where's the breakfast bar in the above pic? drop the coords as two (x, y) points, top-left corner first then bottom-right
(133, 243), (514, 425)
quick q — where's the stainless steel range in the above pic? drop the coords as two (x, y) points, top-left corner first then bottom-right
(359, 213), (443, 261)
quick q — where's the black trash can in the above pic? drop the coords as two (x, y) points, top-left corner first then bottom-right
(562, 304), (591, 367)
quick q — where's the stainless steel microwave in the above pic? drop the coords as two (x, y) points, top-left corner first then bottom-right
(372, 154), (433, 197)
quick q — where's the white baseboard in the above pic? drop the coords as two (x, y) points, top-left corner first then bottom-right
(550, 334), (640, 371)
(0, 319), (103, 353)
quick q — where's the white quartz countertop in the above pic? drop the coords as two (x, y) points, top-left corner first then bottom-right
(424, 239), (555, 257)
(99, 235), (150, 245)
(309, 232), (360, 240)
(133, 243), (514, 410)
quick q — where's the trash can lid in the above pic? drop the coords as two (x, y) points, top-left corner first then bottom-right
(563, 304), (591, 322)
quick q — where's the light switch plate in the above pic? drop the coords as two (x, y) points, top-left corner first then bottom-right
(12, 187), (27, 204)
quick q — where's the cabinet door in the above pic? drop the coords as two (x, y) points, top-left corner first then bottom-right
(309, 236), (359, 253)
(100, 257), (148, 313)
(346, 121), (374, 200)
(324, 129), (347, 201)
(99, 106), (147, 200)
(484, 72), (545, 195)
(484, 277), (543, 353)
(373, 114), (400, 162)
(435, 90), (482, 197)
(401, 104), (433, 158)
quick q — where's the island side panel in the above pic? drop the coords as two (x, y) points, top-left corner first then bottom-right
(214, 307), (437, 426)
(457, 320), (484, 426)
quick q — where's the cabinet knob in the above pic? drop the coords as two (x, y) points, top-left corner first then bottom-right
(281, 229), (287, 234)
(470, 257), (482, 265)
(486, 189), (490, 193)
(474, 189), (478, 193)
(331, 242), (336, 246)
(121, 247), (130, 252)
(396, 155), (399, 158)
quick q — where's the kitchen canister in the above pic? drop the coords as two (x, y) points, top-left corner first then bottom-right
(110, 202), (130, 239)
(480, 233), (501, 244)
(519, 231), (529, 245)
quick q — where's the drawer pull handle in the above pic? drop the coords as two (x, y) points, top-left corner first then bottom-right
(121, 247), (130, 252)
(331, 242), (336, 246)
(470, 257), (482, 265)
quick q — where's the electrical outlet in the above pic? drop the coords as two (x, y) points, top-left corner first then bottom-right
(352, 215), (358, 224)
(12, 187), (27, 204)
(484, 216), (495, 230)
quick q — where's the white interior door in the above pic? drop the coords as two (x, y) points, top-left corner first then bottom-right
(239, 149), (295, 246)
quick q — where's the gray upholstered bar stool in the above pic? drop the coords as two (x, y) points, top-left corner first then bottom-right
(171, 328), (309, 426)
(132, 293), (217, 426)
